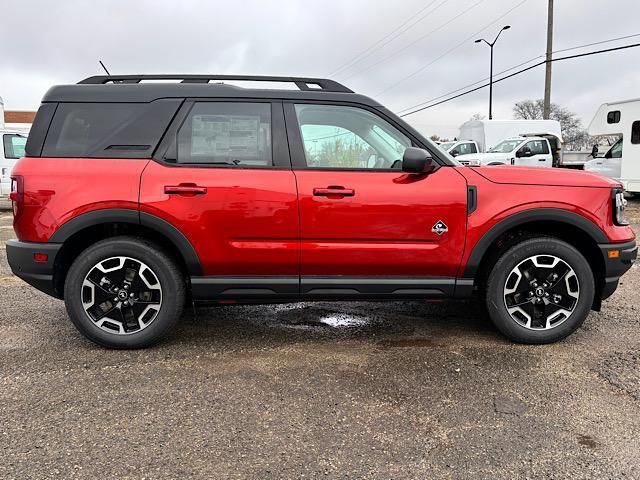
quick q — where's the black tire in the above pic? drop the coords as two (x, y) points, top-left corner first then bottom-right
(64, 236), (185, 349)
(485, 237), (595, 344)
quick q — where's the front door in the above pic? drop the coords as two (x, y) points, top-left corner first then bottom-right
(517, 139), (553, 167)
(139, 100), (299, 297)
(285, 102), (468, 296)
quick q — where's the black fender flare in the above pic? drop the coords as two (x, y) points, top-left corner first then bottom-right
(463, 208), (608, 278)
(49, 208), (202, 275)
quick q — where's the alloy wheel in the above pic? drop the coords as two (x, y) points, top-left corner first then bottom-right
(503, 254), (580, 330)
(81, 256), (163, 335)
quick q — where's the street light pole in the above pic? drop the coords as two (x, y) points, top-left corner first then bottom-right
(475, 25), (511, 120)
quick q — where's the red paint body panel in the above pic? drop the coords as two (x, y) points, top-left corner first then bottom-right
(138, 161), (299, 276)
(294, 167), (468, 276)
(457, 167), (636, 277)
(473, 165), (621, 188)
(11, 157), (147, 242)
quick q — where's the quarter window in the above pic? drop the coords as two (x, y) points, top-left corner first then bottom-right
(294, 104), (411, 169)
(177, 102), (272, 166)
(42, 100), (180, 158)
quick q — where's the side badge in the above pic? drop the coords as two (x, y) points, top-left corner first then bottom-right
(431, 220), (448, 235)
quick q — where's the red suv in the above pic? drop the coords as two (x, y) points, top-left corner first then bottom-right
(6, 75), (637, 348)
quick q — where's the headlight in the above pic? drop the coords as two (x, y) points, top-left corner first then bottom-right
(613, 189), (629, 226)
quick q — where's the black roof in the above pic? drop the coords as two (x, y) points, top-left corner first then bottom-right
(42, 74), (382, 106)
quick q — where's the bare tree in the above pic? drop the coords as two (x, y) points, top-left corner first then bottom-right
(469, 113), (486, 121)
(513, 99), (587, 150)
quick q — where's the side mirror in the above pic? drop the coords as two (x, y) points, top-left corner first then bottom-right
(591, 144), (599, 157)
(450, 149), (459, 157)
(516, 146), (532, 158)
(402, 147), (434, 174)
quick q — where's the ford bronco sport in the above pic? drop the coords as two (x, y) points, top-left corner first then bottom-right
(6, 75), (637, 348)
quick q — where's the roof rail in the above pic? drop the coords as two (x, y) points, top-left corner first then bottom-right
(78, 74), (354, 93)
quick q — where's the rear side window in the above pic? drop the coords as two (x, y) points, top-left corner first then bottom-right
(3, 134), (27, 159)
(176, 102), (272, 166)
(42, 100), (181, 158)
(632, 121), (640, 144)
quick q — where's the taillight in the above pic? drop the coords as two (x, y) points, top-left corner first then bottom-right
(10, 175), (24, 218)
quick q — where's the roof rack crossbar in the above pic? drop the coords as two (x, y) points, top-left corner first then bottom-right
(78, 75), (353, 93)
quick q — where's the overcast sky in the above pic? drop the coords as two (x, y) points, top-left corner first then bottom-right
(1, 0), (639, 137)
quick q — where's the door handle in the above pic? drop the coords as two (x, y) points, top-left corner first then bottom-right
(164, 184), (207, 195)
(313, 186), (355, 197)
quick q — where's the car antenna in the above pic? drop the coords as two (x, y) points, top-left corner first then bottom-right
(99, 60), (111, 75)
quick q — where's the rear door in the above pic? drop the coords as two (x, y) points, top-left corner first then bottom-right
(285, 102), (468, 297)
(140, 100), (300, 297)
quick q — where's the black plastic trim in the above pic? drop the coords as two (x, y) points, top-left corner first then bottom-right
(191, 276), (299, 300)
(6, 240), (62, 297)
(24, 103), (57, 157)
(78, 75), (354, 93)
(463, 208), (610, 278)
(467, 186), (477, 215)
(190, 275), (467, 301)
(47, 208), (202, 276)
(599, 239), (637, 300)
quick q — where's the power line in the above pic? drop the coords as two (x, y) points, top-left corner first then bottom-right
(395, 32), (640, 115)
(329, 0), (444, 77)
(398, 42), (640, 117)
(341, 0), (487, 81)
(376, 0), (530, 96)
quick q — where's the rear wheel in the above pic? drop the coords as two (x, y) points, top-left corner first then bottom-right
(64, 237), (185, 349)
(485, 237), (594, 344)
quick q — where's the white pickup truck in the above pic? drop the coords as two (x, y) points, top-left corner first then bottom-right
(438, 140), (480, 157)
(455, 135), (554, 168)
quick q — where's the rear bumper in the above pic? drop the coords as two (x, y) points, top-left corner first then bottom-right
(599, 239), (637, 300)
(6, 239), (62, 298)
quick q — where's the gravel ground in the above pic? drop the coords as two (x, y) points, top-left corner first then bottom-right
(0, 199), (639, 479)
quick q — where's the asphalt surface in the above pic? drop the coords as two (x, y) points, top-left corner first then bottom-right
(1, 198), (639, 479)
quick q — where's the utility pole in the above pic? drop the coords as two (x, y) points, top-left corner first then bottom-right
(543, 0), (554, 119)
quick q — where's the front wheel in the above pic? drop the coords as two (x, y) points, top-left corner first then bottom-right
(64, 237), (185, 349)
(485, 237), (595, 344)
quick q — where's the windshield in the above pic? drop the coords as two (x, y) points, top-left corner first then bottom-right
(489, 139), (522, 153)
(439, 141), (455, 151)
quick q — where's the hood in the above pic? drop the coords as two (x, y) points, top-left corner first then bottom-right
(458, 152), (511, 161)
(472, 165), (621, 188)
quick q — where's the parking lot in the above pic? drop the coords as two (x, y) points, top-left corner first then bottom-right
(0, 200), (638, 479)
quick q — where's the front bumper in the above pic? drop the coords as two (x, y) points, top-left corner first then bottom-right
(599, 239), (637, 300)
(6, 239), (62, 298)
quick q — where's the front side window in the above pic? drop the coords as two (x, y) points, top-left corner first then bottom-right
(489, 139), (521, 153)
(607, 138), (623, 158)
(177, 102), (272, 166)
(523, 139), (550, 155)
(457, 142), (476, 155)
(294, 104), (411, 169)
(3, 134), (27, 159)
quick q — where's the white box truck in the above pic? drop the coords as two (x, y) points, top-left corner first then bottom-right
(584, 98), (640, 194)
